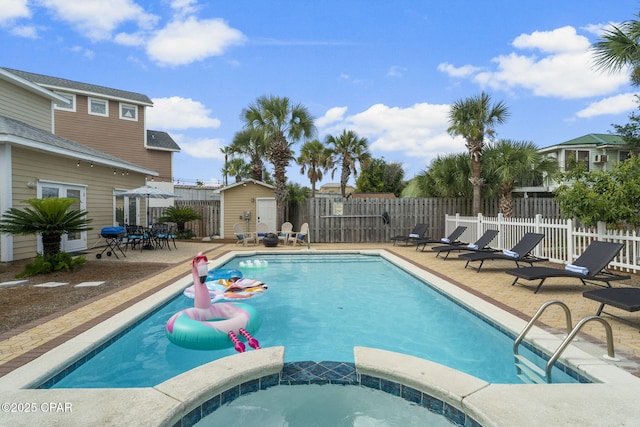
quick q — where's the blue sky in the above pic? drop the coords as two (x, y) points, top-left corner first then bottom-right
(1, 1), (637, 187)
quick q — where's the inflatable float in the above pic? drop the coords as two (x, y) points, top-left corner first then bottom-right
(166, 253), (261, 351)
(183, 277), (268, 302)
(238, 259), (269, 269)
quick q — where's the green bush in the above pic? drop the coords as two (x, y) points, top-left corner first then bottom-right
(17, 252), (87, 278)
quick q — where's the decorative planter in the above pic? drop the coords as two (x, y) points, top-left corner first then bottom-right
(263, 233), (279, 247)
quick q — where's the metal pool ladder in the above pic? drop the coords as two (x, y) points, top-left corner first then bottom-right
(513, 300), (618, 384)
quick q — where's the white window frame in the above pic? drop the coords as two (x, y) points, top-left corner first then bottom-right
(53, 92), (76, 112)
(88, 97), (108, 117)
(120, 102), (138, 121)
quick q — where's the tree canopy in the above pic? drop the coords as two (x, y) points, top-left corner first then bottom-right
(355, 158), (405, 196)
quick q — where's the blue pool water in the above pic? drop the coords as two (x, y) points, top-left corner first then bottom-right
(48, 254), (576, 388)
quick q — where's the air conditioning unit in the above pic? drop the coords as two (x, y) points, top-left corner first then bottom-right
(593, 154), (607, 163)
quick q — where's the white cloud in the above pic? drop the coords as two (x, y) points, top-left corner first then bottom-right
(173, 134), (226, 160)
(0, 0), (30, 24)
(10, 25), (37, 38)
(437, 62), (482, 78)
(575, 93), (637, 118)
(440, 26), (629, 99)
(146, 17), (246, 66)
(318, 102), (465, 169)
(147, 96), (221, 130)
(39, 0), (158, 41)
(387, 65), (406, 77)
(315, 106), (348, 127)
(69, 45), (95, 59)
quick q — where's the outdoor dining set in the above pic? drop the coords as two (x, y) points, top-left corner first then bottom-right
(96, 223), (177, 259)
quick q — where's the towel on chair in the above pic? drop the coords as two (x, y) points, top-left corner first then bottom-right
(467, 244), (478, 250)
(502, 249), (520, 258)
(409, 233), (420, 238)
(565, 264), (589, 275)
(441, 238), (451, 243)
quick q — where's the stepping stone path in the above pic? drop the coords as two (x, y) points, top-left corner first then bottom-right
(74, 281), (105, 288)
(0, 280), (106, 288)
(0, 280), (29, 288)
(33, 282), (69, 288)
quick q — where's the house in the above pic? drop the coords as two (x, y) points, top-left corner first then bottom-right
(523, 133), (640, 195)
(0, 68), (160, 261)
(318, 182), (356, 195)
(2, 68), (180, 219)
(217, 179), (276, 239)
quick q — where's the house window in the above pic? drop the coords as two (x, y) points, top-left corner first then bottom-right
(564, 149), (590, 171)
(88, 97), (108, 117)
(54, 92), (75, 111)
(619, 150), (631, 162)
(120, 103), (137, 121)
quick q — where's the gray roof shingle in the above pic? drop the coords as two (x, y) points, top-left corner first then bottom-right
(0, 115), (156, 174)
(147, 130), (180, 151)
(2, 68), (153, 105)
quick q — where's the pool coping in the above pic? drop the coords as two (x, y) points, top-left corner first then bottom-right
(2, 346), (640, 426)
(1, 249), (640, 425)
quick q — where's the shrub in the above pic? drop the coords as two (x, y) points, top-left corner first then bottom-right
(16, 252), (87, 278)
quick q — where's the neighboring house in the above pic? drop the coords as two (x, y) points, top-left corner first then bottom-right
(318, 182), (356, 195)
(217, 179), (276, 239)
(0, 68), (158, 261)
(2, 68), (180, 218)
(520, 133), (640, 195)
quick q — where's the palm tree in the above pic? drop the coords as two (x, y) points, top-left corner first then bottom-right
(242, 95), (315, 227)
(326, 130), (371, 197)
(222, 157), (252, 183)
(448, 92), (510, 215)
(156, 205), (202, 234)
(0, 198), (93, 258)
(482, 140), (558, 217)
(297, 139), (333, 197)
(229, 128), (268, 181)
(416, 153), (473, 197)
(592, 13), (640, 85)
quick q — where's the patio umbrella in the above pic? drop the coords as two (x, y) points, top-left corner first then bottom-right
(120, 185), (178, 226)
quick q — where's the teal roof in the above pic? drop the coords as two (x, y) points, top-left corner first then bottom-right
(555, 133), (627, 147)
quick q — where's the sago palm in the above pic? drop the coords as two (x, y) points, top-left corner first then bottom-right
(0, 198), (93, 258)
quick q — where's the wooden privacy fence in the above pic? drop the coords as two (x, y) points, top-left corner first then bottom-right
(305, 197), (561, 244)
(149, 200), (221, 237)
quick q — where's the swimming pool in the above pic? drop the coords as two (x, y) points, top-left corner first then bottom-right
(44, 253), (579, 388)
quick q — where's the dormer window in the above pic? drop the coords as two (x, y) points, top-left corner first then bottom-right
(120, 103), (137, 121)
(88, 97), (108, 117)
(54, 92), (75, 111)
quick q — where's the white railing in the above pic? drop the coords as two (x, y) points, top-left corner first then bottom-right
(445, 213), (640, 273)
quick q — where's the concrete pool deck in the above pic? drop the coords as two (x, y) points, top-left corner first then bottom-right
(2, 240), (640, 425)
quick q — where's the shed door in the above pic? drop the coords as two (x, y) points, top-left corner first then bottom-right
(256, 198), (277, 233)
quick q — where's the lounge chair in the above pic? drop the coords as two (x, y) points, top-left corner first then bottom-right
(507, 240), (629, 293)
(431, 229), (499, 260)
(288, 222), (309, 246)
(459, 232), (546, 272)
(234, 223), (256, 246)
(390, 223), (428, 246)
(415, 225), (467, 252)
(583, 288), (640, 321)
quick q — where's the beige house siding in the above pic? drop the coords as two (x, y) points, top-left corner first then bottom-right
(221, 183), (275, 239)
(0, 79), (52, 131)
(9, 147), (146, 260)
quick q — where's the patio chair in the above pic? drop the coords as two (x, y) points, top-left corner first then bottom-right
(431, 229), (499, 260)
(583, 287), (640, 321)
(124, 225), (147, 251)
(256, 222), (269, 244)
(415, 226), (467, 252)
(234, 223), (256, 246)
(288, 223), (309, 246)
(278, 222), (293, 245)
(459, 232), (546, 272)
(390, 223), (428, 246)
(507, 240), (629, 293)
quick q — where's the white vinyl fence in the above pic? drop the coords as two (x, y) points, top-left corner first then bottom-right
(445, 213), (640, 273)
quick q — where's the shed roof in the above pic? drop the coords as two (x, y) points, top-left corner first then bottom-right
(147, 130), (180, 152)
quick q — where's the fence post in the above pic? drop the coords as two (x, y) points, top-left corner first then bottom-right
(567, 218), (574, 262)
